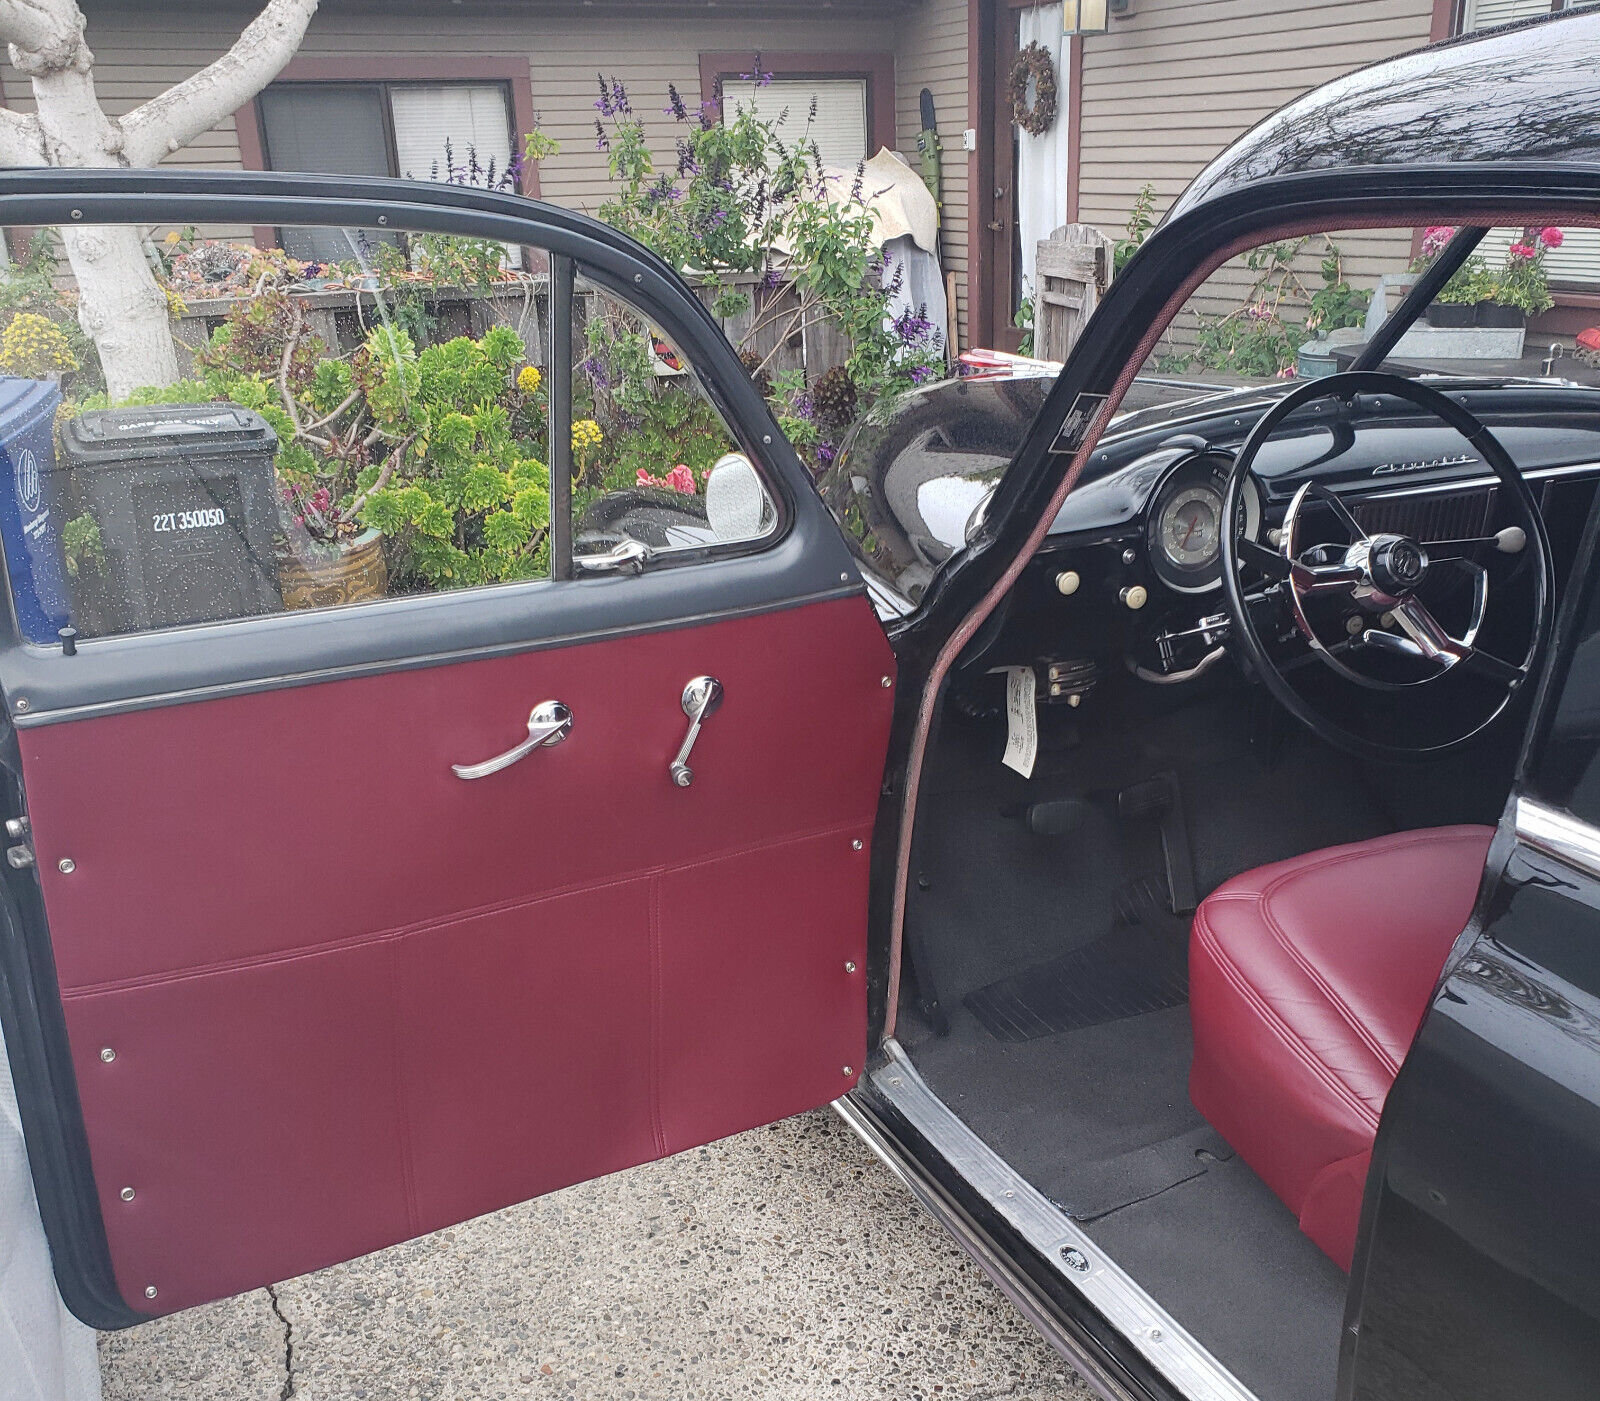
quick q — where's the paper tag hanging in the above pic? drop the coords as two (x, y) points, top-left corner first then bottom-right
(1001, 666), (1038, 778)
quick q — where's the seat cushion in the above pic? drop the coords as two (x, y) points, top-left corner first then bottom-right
(1188, 824), (1494, 1270)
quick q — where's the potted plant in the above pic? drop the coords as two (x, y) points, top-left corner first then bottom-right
(1419, 225), (1561, 329)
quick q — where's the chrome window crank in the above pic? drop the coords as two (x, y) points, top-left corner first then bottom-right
(669, 676), (723, 787)
(452, 700), (572, 780)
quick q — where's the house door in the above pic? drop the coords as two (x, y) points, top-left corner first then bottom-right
(0, 177), (895, 1326)
(981, 0), (1072, 353)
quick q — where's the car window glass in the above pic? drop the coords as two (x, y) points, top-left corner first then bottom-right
(568, 273), (775, 567)
(1126, 227), (1423, 393)
(0, 220), (561, 642)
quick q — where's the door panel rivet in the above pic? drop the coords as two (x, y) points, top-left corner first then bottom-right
(144, 1285), (157, 1299)
(852, 839), (863, 850)
(1060, 1247), (1089, 1272)
(842, 1066), (854, 1076)
(13, 698), (27, 712)
(120, 1187), (135, 1201)
(58, 858), (75, 874)
(840, 572), (850, 582)
(99, 1048), (115, 1063)
(1149, 1327), (1164, 1342)
(844, 960), (857, 973)
(879, 676), (892, 688)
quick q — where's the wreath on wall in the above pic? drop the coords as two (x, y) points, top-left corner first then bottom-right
(1008, 41), (1058, 136)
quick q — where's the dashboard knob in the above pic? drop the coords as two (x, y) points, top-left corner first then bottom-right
(1055, 570), (1082, 596)
(1121, 584), (1149, 611)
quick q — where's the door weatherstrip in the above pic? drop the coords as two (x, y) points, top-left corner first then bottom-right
(866, 1039), (1260, 1401)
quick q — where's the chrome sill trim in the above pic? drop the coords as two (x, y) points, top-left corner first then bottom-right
(1515, 796), (1600, 880)
(868, 1039), (1259, 1401)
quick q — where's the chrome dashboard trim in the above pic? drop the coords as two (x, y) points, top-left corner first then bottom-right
(1514, 796), (1600, 881)
(1325, 456), (1600, 505)
(867, 1039), (1259, 1401)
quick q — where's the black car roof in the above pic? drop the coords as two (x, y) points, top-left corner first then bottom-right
(1168, 8), (1600, 225)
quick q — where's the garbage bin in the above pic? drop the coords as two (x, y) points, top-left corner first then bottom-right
(0, 376), (69, 645)
(56, 404), (284, 635)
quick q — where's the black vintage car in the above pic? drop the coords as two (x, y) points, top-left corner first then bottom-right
(3, 12), (1600, 1401)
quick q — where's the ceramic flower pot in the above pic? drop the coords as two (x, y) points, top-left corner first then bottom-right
(277, 528), (388, 611)
(1476, 301), (1527, 328)
(1426, 302), (1477, 328)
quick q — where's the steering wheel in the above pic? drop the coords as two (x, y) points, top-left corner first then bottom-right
(1219, 371), (1555, 762)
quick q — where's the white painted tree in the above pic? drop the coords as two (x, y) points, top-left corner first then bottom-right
(0, 0), (319, 398)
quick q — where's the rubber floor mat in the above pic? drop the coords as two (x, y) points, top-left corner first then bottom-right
(964, 921), (1188, 1041)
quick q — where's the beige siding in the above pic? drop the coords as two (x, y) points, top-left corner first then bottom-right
(1077, 0), (1435, 235)
(1076, 0), (1436, 366)
(8, 5), (903, 229)
(894, 0), (971, 349)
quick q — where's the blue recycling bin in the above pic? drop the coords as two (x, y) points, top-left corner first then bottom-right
(0, 375), (68, 644)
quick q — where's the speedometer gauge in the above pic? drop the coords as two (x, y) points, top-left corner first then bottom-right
(1159, 485), (1223, 570)
(1144, 450), (1260, 593)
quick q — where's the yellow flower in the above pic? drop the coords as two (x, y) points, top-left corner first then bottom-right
(164, 230), (181, 244)
(0, 313), (77, 377)
(517, 364), (543, 395)
(571, 418), (603, 452)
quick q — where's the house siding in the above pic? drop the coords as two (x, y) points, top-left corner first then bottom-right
(1076, 0), (1438, 337)
(9, 5), (912, 258)
(894, 0), (972, 348)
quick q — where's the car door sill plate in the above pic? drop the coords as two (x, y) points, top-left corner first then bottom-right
(862, 1038), (1259, 1401)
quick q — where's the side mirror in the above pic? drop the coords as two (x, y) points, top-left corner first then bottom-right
(704, 453), (773, 543)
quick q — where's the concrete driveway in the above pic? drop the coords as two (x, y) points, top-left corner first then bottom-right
(98, 1109), (1089, 1400)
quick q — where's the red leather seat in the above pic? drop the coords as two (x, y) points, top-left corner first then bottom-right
(1188, 825), (1493, 1270)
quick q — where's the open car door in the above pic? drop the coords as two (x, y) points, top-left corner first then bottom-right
(1342, 498), (1600, 1400)
(0, 174), (894, 1324)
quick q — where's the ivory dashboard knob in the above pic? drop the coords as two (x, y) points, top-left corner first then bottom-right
(1121, 584), (1149, 610)
(1055, 570), (1082, 596)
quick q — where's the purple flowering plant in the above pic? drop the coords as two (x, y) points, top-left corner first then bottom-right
(528, 67), (947, 469)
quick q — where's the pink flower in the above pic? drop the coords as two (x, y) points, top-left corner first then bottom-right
(1539, 226), (1565, 249)
(1276, 366), (1298, 380)
(635, 463), (699, 495)
(1509, 242), (1537, 261)
(1421, 225), (1457, 257)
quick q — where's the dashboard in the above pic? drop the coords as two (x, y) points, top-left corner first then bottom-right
(819, 373), (1600, 685)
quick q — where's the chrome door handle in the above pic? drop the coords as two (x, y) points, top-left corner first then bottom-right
(574, 538), (654, 574)
(452, 700), (572, 780)
(669, 676), (723, 787)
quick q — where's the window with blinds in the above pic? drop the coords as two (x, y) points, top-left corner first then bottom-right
(391, 84), (515, 187)
(720, 78), (870, 170)
(258, 79), (517, 265)
(1464, 0), (1598, 30)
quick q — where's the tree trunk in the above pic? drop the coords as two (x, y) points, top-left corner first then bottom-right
(0, 0), (319, 397)
(63, 225), (178, 398)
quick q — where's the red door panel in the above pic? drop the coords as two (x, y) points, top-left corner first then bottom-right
(20, 594), (894, 1313)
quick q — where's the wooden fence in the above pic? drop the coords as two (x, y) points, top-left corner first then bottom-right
(173, 273), (850, 381)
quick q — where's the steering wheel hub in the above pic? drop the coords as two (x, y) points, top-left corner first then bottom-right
(1354, 533), (1430, 607)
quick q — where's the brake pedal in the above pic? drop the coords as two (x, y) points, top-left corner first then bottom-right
(1117, 772), (1198, 916)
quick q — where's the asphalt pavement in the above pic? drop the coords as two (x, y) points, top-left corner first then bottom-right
(98, 1109), (1089, 1400)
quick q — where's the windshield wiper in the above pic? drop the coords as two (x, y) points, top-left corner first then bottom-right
(1350, 226), (1488, 373)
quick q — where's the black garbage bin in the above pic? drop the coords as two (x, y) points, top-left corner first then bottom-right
(56, 404), (284, 635)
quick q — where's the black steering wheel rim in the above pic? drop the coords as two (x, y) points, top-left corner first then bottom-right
(1219, 370), (1555, 763)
